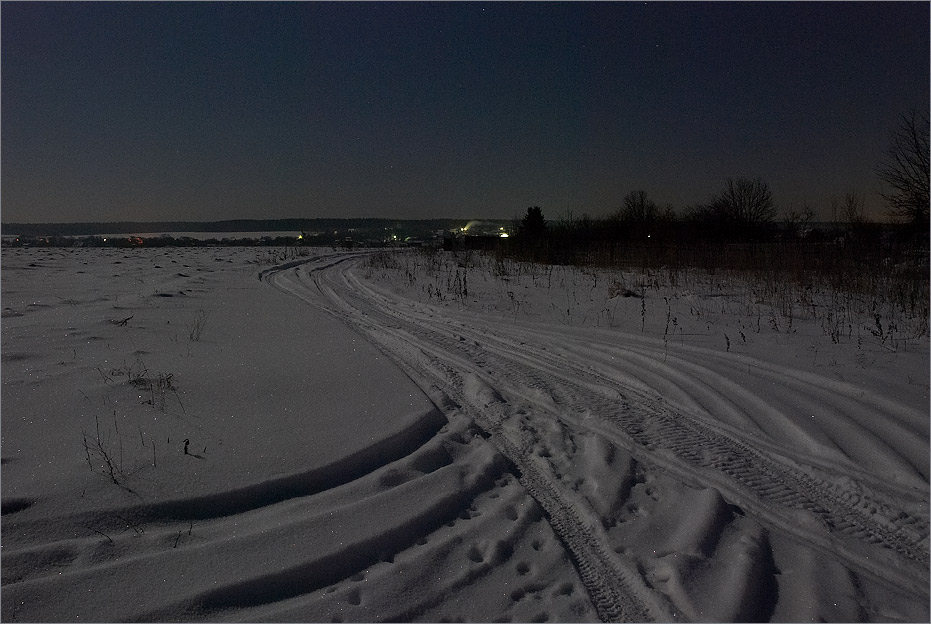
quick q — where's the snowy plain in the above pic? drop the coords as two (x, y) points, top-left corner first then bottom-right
(1, 245), (928, 622)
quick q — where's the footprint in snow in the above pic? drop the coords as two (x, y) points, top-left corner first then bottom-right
(467, 544), (484, 563)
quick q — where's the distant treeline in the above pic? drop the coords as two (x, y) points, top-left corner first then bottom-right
(503, 177), (928, 265)
(501, 194), (928, 289)
(1, 218), (475, 238)
(3, 234), (319, 249)
(511, 214), (924, 270)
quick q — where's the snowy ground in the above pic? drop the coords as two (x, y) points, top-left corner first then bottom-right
(1, 246), (928, 622)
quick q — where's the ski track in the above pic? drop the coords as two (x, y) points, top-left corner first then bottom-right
(3, 249), (927, 622)
(263, 252), (929, 620)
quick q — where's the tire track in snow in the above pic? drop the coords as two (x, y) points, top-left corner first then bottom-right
(453, 374), (659, 623)
(6, 250), (601, 622)
(264, 255), (663, 622)
(477, 332), (928, 568)
(344, 264), (928, 566)
(264, 252), (929, 612)
(549, 334), (928, 491)
(374, 268), (928, 544)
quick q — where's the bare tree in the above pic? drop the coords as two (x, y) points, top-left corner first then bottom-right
(876, 110), (929, 228)
(840, 191), (865, 225)
(619, 190), (659, 222)
(712, 177), (776, 224)
(784, 203), (816, 237)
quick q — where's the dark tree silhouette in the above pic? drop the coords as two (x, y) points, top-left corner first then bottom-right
(620, 190), (659, 222)
(518, 206), (547, 239)
(841, 192), (865, 225)
(711, 177), (776, 224)
(877, 111), (929, 229)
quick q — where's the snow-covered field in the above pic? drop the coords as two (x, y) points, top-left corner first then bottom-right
(1, 246), (928, 622)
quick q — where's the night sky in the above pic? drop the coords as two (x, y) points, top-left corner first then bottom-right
(2, 1), (928, 224)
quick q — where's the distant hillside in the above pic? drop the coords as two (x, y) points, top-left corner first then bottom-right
(1, 218), (508, 238)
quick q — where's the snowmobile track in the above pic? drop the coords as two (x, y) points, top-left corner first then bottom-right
(264, 252), (930, 617)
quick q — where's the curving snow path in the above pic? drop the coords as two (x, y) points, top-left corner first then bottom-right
(2, 247), (928, 622)
(264, 250), (929, 622)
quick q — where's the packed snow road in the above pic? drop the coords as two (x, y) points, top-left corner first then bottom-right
(6, 247), (924, 622)
(264, 250), (929, 622)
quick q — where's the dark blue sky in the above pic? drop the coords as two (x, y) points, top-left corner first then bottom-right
(2, 2), (928, 223)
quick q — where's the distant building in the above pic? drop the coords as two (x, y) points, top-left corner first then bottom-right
(443, 233), (509, 252)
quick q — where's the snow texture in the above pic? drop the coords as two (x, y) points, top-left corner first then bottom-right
(1, 246), (928, 622)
